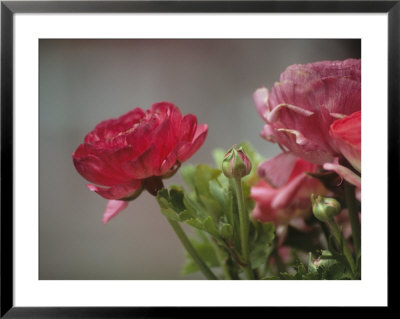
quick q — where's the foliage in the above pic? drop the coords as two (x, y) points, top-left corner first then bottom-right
(264, 251), (354, 280)
(157, 142), (276, 278)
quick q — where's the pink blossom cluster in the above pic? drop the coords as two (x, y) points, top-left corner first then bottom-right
(251, 59), (361, 226)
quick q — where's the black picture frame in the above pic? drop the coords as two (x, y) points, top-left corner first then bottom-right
(1, 1), (395, 317)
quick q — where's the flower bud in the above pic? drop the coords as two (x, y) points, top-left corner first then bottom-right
(311, 194), (341, 222)
(222, 146), (252, 179)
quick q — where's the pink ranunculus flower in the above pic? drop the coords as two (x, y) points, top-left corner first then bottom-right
(73, 102), (208, 223)
(254, 59), (361, 187)
(250, 157), (327, 225)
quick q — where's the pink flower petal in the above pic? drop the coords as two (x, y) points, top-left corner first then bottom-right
(179, 114), (197, 142)
(73, 150), (130, 186)
(84, 108), (146, 144)
(323, 162), (361, 188)
(257, 152), (298, 188)
(87, 180), (142, 200)
(330, 111), (361, 172)
(250, 181), (277, 204)
(260, 124), (278, 143)
(273, 128), (334, 164)
(177, 124), (208, 162)
(271, 173), (308, 210)
(103, 200), (129, 224)
(121, 145), (159, 179)
(151, 118), (179, 162)
(277, 128), (312, 146)
(158, 152), (178, 176)
(280, 59), (361, 83)
(267, 103), (314, 123)
(253, 87), (269, 122)
(356, 188), (361, 201)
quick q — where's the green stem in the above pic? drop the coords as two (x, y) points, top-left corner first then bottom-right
(272, 248), (286, 276)
(214, 246), (232, 280)
(327, 219), (356, 275)
(344, 182), (361, 257)
(167, 219), (218, 280)
(318, 220), (331, 249)
(234, 178), (254, 280)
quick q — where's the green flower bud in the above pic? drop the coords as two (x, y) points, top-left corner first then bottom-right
(311, 194), (341, 222)
(222, 146), (252, 179)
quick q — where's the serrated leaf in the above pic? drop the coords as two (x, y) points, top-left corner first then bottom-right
(195, 164), (221, 196)
(308, 252), (318, 274)
(156, 189), (180, 221)
(184, 219), (205, 231)
(261, 276), (281, 280)
(220, 223), (233, 240)
(199, 195), (222, 219)
(280, 272), (297, 280)
(182, 233), (219, 275)
(180, 164), (196, 191)
(312, 250), (353, 280)
(183, 193), (208, 219)
(169, 185), (186, 212)
(158, 203), (180, 221)
(203, 216), (220, 238)
(209, 179), (229, 211)
(212, 148), (226, 169)
(178, 210), (196, 221)
(249, 221), (275, 269)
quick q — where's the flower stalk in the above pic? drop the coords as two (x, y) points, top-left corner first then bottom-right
(234, 178), (254, 280)
(311, 194), (356, 275)
(344, 182), (361, 257)
(167, 219), (218, 280)
(222, 146), (254, 279)
(326, 219), (356, 276)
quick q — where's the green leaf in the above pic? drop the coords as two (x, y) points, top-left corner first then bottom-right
(199, 195), (222, 219)
(209, 179), (229, 212)
(194, 164), (221, 196)
(261, 276), (281, 280)
(180, 164), (196, 191)
(212, 148), (226, 169)
(178, 210), (196, 221)
(169, 186), (186, 212)
(156, 186), (196, 222)
(310, 250), (353, 280)
(220, 223), (233, 240)
(156, 189), (180, 221)
(280, 272), (298, 280)
(183, 193), (207, 219)
(184, 218), (205, 231)
(249, 221), (275, 269)
(203, 216), (220, 238)
(182, 232), (219, 275)
(307, 252), (318, 274)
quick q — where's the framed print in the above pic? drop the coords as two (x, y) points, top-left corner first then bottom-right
(1, 0), (395, 317)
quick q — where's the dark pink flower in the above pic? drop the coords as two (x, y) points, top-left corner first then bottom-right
(250, 157), (327, 225)
(254, 59), (361, 172)
(73, 102), (208, 223)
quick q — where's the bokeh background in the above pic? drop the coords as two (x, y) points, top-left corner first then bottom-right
(39, 39), (361, 280)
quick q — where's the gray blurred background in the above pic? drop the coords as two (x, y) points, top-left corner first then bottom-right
(39, 39), (360, 280)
